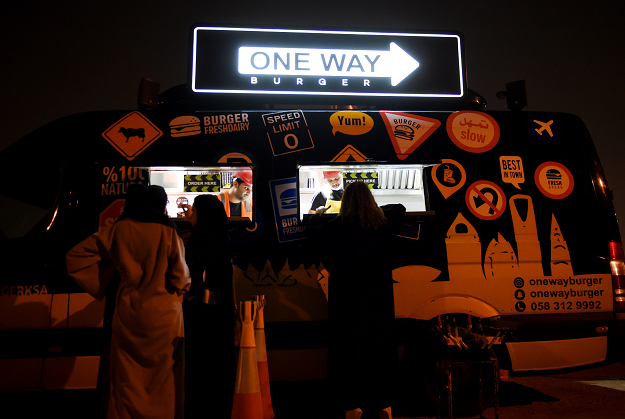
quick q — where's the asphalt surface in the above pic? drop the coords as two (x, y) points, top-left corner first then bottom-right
(1, 358), (625, 419)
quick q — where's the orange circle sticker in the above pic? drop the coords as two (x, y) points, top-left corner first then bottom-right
(446, 111), (500, 153)
(465, 180), (507, 220)
(534, 162), (574, 199)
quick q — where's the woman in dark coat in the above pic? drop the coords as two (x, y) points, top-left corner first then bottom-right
(317, 181), (398, 419)
(183, 194), (236, 418)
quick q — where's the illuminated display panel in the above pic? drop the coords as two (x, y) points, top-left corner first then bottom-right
(297, 163), (432, 221)
(147, 165), (254, 223)
(191, 26), (465, 98)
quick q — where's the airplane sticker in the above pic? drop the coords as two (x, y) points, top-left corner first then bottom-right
(527, 116), (562, 142)
(534, 120), (553, 137)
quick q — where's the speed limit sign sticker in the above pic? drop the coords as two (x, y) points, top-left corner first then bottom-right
(262, 110), (315, 156)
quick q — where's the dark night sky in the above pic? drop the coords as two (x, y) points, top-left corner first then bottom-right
(2, 1), (625, 236)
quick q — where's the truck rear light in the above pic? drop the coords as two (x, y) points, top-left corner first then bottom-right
(608, 242), (625, 312)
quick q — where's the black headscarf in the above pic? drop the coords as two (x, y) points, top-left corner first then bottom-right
(192, 194), (229, 246)
(116, 183), (178, 230)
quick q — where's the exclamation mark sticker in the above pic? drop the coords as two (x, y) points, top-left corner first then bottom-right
(330, 111), (374, 135)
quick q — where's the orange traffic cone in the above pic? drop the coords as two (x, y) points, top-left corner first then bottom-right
(232, 301), (263, 419)
(254, 295), (275, 419)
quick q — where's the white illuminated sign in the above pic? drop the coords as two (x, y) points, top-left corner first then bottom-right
(191, 26), (465, 98)
(238, 43), (419, 86)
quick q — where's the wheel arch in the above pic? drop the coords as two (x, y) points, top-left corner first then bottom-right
(404, 295), (500, 320)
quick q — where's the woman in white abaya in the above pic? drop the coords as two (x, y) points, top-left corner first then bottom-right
(66, 184), (191, 419)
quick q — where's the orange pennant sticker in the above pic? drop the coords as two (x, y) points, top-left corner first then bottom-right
(380, 111), (441, 160)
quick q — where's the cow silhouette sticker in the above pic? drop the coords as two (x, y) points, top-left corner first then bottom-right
(102, 112), (162, 161)
(118, 127), (145, 142)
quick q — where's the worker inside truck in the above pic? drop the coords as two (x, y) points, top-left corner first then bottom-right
(215, 171), (253, 218)
(308, 170), (344, 214)
(148, 166), (254, 222)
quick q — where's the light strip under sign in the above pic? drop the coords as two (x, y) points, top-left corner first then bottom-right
(238, 43), (419, 86)
(191, 26), (465, 98)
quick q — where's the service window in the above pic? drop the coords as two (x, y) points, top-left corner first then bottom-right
(146, 165), (255, 223)
(297, 162), (432, 221)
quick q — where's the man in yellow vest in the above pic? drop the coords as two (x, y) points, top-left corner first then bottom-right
(216, 171), (253, 218)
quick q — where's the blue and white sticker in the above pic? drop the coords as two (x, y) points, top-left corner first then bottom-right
(270, 177), (306, 243)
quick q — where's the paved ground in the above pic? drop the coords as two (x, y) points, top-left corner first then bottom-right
(1, 358), (624, 418)
(474, 359), (625, 419)
(271, 358), (625, 419)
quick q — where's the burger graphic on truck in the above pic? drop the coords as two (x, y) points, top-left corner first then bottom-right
(169, 116), (201, 137)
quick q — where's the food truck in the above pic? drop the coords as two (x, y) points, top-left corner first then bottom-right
(1, 26), (623, 412)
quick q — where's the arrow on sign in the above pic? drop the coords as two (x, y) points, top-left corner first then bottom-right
(238, 43), (420, 86)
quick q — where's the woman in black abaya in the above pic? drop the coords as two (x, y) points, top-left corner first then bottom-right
(183, 194), (236, 418)
(317, 181), (398, 419)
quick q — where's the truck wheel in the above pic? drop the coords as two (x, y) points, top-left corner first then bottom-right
(398, 336), (499, 418)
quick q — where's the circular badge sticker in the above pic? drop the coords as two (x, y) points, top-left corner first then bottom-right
(465, 180), (507, 220)
(446, 111), (500, 153)
(432, 159), (466, 199)
(216, 151), (255, 165)
(534, 162), (574, 199)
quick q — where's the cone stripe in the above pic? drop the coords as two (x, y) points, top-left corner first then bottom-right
(254, 295), (274, 419)
(257, 360), (274, 419)
(234, 348), (261, 394)
(232, 301), (263, 419)
(255, 330), (267, 362)
(231, 392), (264, 419)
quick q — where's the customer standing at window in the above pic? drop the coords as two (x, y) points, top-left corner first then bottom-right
(312, 181), (398, 419)
(182, 194), (236, 418)
(66, 183), (190, 419)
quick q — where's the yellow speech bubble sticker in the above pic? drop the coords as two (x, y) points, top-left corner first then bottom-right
(499, 156), (525, 189)
(330, 111), (374, 136)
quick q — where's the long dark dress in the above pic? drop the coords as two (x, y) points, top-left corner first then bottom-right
(319, 217), (398, 412)
(183, 207), (236, 418)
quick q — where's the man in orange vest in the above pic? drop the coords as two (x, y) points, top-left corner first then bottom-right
(216, 171), (253, 218)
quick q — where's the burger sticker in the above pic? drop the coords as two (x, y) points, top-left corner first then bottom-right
(170, 116), (201, 137)
(534, 161), (574, 199)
